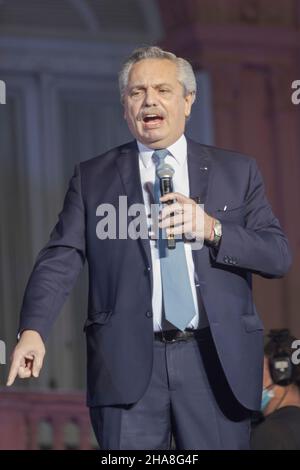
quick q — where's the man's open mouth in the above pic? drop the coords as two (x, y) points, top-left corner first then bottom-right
(142, 114), (164, 126)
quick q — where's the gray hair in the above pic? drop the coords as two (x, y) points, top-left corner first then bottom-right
(119, 46), (197, 102)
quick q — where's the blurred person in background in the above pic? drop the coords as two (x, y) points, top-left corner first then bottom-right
(251, 329), (300, 450)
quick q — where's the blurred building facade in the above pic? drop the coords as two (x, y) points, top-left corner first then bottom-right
(0, 0), (299, 449)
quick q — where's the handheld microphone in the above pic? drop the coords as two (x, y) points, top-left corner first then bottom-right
(156, 163), (176, 249)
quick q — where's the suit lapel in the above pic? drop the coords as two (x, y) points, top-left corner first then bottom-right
(116, 141), (152, 280)
(187, 137), (212, 205)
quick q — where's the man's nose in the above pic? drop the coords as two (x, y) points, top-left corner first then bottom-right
(143, 88), (157, 107)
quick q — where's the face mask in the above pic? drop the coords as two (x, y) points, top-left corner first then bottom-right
(261, 387), (275, 411)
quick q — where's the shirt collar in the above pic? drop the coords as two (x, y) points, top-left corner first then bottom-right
(137, 134), (187, 169)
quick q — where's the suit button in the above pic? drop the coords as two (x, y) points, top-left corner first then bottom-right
(145, 266), (151, 274)
(146, 311), (152, 318)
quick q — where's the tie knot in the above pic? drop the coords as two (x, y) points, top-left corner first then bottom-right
(152, 149), (169, 165)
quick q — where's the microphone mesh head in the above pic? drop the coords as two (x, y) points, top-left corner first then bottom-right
(156, 163), (175, 179)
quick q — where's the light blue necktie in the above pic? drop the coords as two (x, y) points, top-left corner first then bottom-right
(152, 149), (196, 331)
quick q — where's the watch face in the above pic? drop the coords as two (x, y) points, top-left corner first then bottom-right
(214, 220), (222, 237)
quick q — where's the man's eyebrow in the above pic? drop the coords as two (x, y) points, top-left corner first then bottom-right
(129, 82), (173, 90)
(129, 84), (144, 90)
(154, 83), (173, 88)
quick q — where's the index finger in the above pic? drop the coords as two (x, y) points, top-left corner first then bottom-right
(6, 354), (22, 386)
(160, 201), (182, 220)
(160, 192), (189, 204)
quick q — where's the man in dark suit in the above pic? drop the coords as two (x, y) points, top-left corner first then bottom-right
(7, 46), (292, 449)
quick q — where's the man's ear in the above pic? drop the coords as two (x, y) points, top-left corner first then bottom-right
(184, 92), (195, 118)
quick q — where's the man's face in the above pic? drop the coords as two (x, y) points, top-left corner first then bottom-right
(123, 58), (194, 149)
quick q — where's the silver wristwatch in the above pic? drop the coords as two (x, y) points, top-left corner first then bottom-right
(211, 218), (222, 246)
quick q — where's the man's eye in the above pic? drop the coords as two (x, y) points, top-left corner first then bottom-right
(131, 90), (142, 97)
(160, 89), (170, 94)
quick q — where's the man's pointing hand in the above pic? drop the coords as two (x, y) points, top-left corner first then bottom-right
(6, 330), (45, 386)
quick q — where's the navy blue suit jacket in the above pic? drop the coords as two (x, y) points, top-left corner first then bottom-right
(19, 138), (292, 410)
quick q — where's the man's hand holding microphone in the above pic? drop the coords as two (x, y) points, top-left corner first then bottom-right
(158, 191), (217, 243)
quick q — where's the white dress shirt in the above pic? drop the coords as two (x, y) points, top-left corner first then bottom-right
(137, 134), (204, 332)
